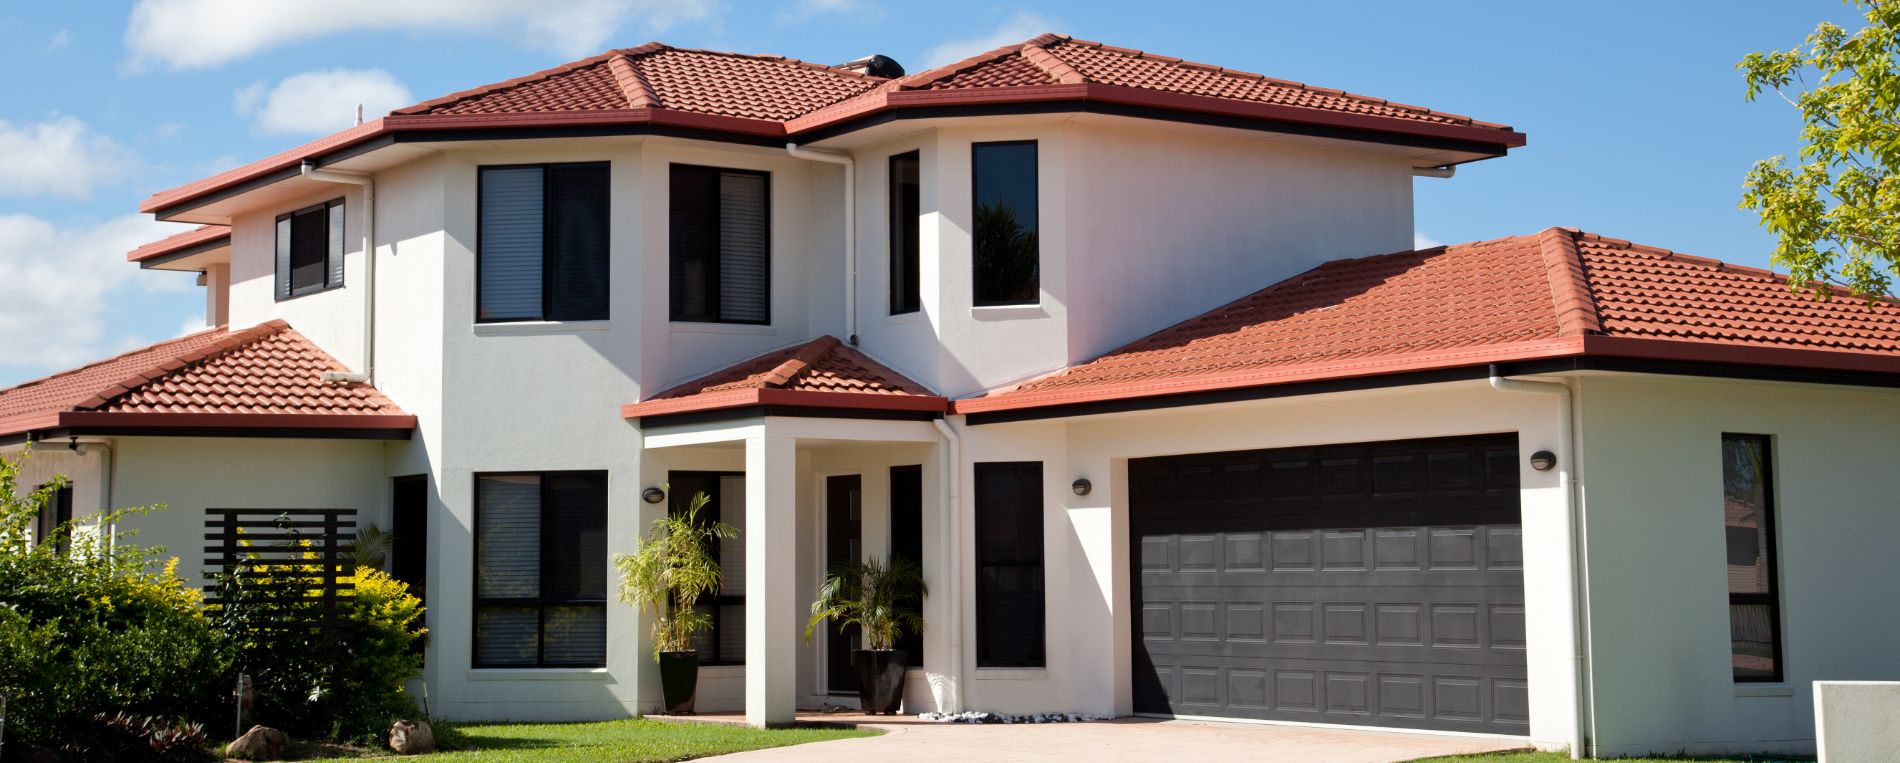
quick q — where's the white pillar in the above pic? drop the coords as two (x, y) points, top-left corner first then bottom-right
(745, 434), (797, 727)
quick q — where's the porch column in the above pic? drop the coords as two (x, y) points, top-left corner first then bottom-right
(744, 434), (797, 727)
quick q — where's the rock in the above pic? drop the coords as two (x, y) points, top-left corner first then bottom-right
(918, 710), (1108, 725)
(388, 719), (436, 755)
(224, 725), (289, 761)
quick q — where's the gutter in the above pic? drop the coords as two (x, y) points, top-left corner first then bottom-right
(1488, 365), (1593, 758)
(784, 144), (858, 345)
(930, 417), (965, 713)
(299, 162), (376, 385)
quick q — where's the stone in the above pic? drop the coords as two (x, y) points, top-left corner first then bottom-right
(224, 725), (289, 761)
(918, 710), (1108, 724)
(388, 719), (436, 755)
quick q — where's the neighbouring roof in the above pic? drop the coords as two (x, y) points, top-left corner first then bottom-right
(957, 228), (1900, 416)
(622, 335), (947, 420)
(141, 34), (1521, 218)
(0, 320), (414, 440)
(127, 224), (230, 265)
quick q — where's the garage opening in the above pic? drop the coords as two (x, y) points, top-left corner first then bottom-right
(1130, 433), (1527, 734)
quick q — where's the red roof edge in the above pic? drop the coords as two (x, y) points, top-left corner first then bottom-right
(623, 388), (950, 420)
(127, 225), (231, 263)
(55, 411), (417, 431)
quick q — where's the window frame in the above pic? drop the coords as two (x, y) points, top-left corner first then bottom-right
(474, 162), (612, 324)
(1721, 432), (1784, 684)
(668, 163), (773, 326)
(974, 460), (1046, 669)
(969, 140), (1040, 308)
(471, 470), (609, 670)
(669, 470), (747, 666)
(275, 198), (345, 301)
(888, 150), (922, 315)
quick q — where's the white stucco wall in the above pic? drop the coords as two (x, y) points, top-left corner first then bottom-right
(1576, 375), (1900, 757)
(227, 185), (369, 370)
(1814, 681), (1900, 763)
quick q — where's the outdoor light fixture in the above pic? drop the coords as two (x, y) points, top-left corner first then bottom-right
(1529, 450), (1558, 472)
(1072, 478), (1092, 496)
(642, 487), (667, 504)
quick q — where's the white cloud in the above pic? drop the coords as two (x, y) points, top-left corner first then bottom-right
(775, 0), (862, 24)
(1414, 231), (1444, 250)
(47, 30), (71, 51)
(125, 0), (716, 71)
(921, 11), (1059, 69)
(177, 314), (209, 336)
(0, 117), (133, 200)
(236, 69), (413, 136)
(0, 215), (198, 373)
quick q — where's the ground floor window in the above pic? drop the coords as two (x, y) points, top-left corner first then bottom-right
(473, 471), (607, 668)
(974, 461), (1044, 668)
(33, 483), (72, 553)
(670, 471), (747, 666)
(1722, 433), (1782, 682)
(890, 465), (924, 663)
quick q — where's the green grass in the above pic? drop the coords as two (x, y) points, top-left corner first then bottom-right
(302, 718), (877, 763)
(1410, 752), (1808, 763)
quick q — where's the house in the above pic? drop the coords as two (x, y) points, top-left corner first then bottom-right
(4, 33), (1898, 758)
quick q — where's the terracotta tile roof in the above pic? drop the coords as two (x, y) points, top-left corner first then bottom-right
(622, 336), (946, 420)
(0, 321), (413, 439)
(957, 228), (1900, 415)
(127, 224), (230, 263)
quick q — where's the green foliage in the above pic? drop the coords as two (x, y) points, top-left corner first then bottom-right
(1740, 0), (1900, 299)
(973, 201), (1040, 303)
(347, 523), (394, 570)
(804, 556), (927, 651)
(615, 490), (736, 660)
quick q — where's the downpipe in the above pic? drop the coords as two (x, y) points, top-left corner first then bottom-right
(1488, 365), (1592, 758)
(931, 417), (965, 713)
(300, 161), (376, 385)
(784, 144), (858, 345)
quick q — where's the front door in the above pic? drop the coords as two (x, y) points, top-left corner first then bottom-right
(825, 474), (863, 694)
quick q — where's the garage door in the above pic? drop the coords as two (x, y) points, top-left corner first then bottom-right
(1130, 433), (1527, 734)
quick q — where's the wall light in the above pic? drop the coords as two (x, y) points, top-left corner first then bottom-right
(1529, 450), (1558, 472)
(642, 487), (667, 504)
(1072, 478), (1092, 496)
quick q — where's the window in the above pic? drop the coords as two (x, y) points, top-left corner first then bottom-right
(971, 141), (1038, 306)
(975, 461), (1044, 667)
(390, 475), (428, 599)
(670, 472), (747, 666)
(670, 165), (769, 324)
(890, 465), (924, 663)
(1721, 434), (1781, 682)
(889, 151), (921, 315)
(473, 472), (607, 668)
(275, 199), (344, 300)
(477, 163), (611, 322)
(34, 483), (72, 554)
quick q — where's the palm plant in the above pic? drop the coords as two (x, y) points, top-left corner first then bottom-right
(615, 491), (736, 659)
(805, 556), (927, 651)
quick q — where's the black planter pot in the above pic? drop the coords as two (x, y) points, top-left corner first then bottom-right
(659, 651), (699, 715)
(852, 649), (908, 715)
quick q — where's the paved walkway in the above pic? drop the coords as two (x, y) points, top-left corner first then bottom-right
(677, 713), (1530, 763)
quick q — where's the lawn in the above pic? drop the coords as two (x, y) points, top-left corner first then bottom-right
(304, 718), (878, 763)
(1410, 753), (1808, 763)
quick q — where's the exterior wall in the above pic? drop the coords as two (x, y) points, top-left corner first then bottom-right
(1813, 681), (1900, 762)
(1575, 375), (1900, 756)
(227, 185), (369, 370)
(3, 444), (105, 545)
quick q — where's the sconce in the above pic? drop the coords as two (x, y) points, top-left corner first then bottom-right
(642, 486), (667, 504)
(1071, 478), (1092, 496)
(1529, 450), (1557, 472)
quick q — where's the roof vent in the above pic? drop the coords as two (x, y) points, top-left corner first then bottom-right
(839, 54), (905, 78)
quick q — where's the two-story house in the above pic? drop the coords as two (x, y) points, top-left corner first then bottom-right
(6, 34), (1900, 757)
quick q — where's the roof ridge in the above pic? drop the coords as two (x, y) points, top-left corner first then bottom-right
(761, 336), (842, 388)
(0, 325), (231, 400)
(1535, 227), (1604, 336)
(894, 34), (1056, 91)
(1020, 39), (1087, 85)
(73, 320), (293, 411)
(607, 53), (658, 108)
(658, 44), (890, 80)
(392, 48), (638, 116)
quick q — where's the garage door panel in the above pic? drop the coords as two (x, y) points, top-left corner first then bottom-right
(1132, 433), (1527, 734)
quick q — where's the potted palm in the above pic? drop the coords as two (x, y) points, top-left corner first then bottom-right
(805, 557), (927, 715)
(616, 490), (735, 715)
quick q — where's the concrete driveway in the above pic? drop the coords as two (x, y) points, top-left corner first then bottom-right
(697, 715), (1530, 763)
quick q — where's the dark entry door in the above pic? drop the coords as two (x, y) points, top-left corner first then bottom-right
(825, 474), (863, 694)
(1130, 433), (1528, 734)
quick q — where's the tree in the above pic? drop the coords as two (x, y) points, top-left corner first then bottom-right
(1740, 0), (1900, 299)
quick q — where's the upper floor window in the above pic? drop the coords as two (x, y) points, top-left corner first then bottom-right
(477, 163), (611, 323)
(670, 164), (769, 325)
(275, 198), (344, 300)
(1721, 433), (1782, 682)
(889, 151), (921, 315)
(971, 141), (1038, 306)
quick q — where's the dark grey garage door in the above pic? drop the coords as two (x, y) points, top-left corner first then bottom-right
(1131, 433), (1527, 734)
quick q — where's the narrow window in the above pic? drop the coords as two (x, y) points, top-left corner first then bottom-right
(477, 163), (610, 322)
(890, 465), (925, 663)
(390, 475), (428, 598)
(1722, 434), (1781, 682)
(473, 472), (607, 668)
(275, 198), (344, 300)
(888, 151), (922, 315)
(670, 165), (770, 324)
(971, 141), (1038, 306)
(670, 472), (747, 666)
(975, 461), (1044, 667)
(33, 483), (73, 554)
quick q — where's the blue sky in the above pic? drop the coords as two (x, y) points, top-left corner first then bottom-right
(0, 0), (1859, 387)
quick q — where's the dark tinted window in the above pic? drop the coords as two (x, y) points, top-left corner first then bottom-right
(473, 471), (607, 668)
(889, 151), (921, 314)
(671, 472), (747, 666)
(670, 165), (770, 324)
(1722, 434), (1781, 682)
(890, 465), (924, 663)
(975, 461), (1044, 667)
(971, 141), (1038, 306)
(477, 163), (610, 322)
(275, 199), (343, 299)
